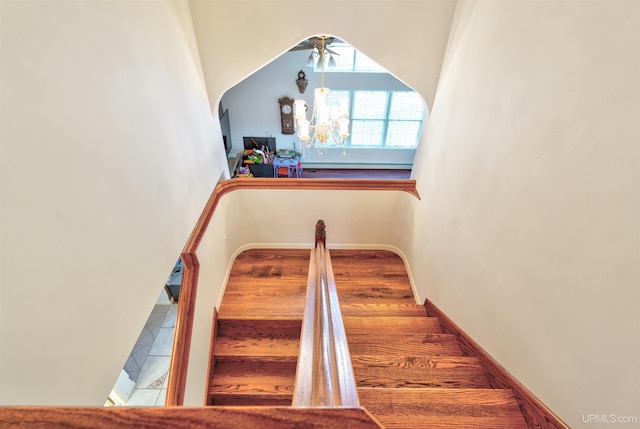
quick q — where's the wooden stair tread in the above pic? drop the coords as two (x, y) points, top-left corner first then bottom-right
(217, 318), (302, 335)
(214, 335), (300, 357)
(217, 300), (305, 318)
(215, 318), (302, 357)
(336, 290), (416, 304)
(210, 362), (296, 394)
(329, 250), (416, 305)
(211, 249), (532, 427)
(351, 356), (490, 389)
(358, 388), (528, 429)
(208, 361), (296, 406)
(348, 337), (462, 357)
(340, 303), (427, 317)
(343, 316), (442, 334)
(218, 249), (309, 319)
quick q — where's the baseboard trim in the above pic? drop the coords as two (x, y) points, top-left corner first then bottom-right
(423, 298), (569, 429)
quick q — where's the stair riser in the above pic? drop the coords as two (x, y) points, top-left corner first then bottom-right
(339, 304), (427, 317)
(209, 395), (293, 406)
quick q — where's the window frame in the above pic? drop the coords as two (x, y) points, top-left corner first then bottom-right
(330, 89), (424, 149)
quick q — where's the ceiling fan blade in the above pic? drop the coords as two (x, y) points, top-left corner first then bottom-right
(289, 37), (340, 53)
(289, 45), (313, 52)
(289, 40), (314, 52)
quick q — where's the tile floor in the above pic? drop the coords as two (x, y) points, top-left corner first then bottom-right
(119, 302), (178, 406)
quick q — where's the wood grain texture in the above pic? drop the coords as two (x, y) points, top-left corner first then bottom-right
(351, 356), (490, 389)
(0, 407), (383, 429)
(339, 303), (427, 317)
(424, 298), (569, 429)
(292, 246), (359, 407)
(347, 334), (463, 357)
(329, 250), (417, 305)
(358, 388), (529, 429)
(166, 252), (199, 406)
(213, 328), (301, 358)
(343, 315), (442, 334)
(210, 249), (533, 427)
(210, 250), (308, 406)
(323, 248), (360, 406)
(168, 177), (418, 406)
(208, 317), (301, 405)
(209, 361), (297, 405)
(218, 249), (309, 319)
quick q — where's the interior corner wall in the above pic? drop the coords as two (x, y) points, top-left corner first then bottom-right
(408, 1), (640, 426)
(0, 0), (225, 405)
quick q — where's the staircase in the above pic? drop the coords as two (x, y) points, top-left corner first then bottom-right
(207, 249), (528, 428)
(207, 249), (307, 406)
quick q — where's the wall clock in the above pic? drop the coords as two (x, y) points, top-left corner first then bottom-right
(278, 97), (295, 135)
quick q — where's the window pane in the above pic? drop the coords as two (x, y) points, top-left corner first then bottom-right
(322, 46), (354, 71)
(354, 52), (385, 72)
(385, 121), (421, 148)
(389, 92), (424, 120)
(352, 91), (388, 119)
(350, 120), (384, 146)
(325, 90), (350, 109)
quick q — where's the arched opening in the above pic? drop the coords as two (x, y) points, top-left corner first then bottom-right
(219, 35), (428, 179)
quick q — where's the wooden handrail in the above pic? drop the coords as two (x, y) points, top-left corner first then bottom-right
(167, 178), (420, 405)
(292, 221), (359, 407)
(0, 406), (382, 428)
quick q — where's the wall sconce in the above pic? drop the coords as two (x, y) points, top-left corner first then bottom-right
(296, 70), (308, 94)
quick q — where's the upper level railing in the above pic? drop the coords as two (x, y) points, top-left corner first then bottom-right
(166, 177), (419, 405)
(0, 406), (382, 428)
(292, 220), (359, 407)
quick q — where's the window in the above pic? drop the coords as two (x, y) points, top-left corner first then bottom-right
(315, 45), (386, 73)
(325, 90), (424, 149)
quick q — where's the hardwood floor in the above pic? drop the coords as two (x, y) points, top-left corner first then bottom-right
(208, 248), (528, 428)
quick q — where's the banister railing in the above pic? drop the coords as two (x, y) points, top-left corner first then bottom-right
(292, 220), (359, 407)
(167, 177), (420, 405)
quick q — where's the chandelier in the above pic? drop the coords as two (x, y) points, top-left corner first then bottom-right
(294, 36), (350, 154)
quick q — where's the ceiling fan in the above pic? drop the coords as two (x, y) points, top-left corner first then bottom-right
(289, 36), (340, 68)
(290, 36), (339, 55)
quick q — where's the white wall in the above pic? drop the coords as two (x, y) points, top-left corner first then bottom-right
(220, 48), (419, 168)
(189, 0), (456, 126)
(0, 0), (225, 405)
(407, 1), (640, 427)
(188, 1), (639, 426)
(6, 1), (631, 424)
